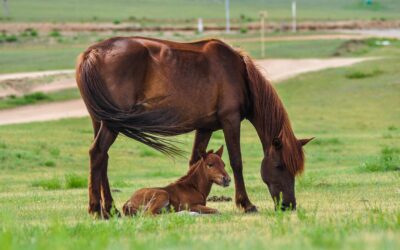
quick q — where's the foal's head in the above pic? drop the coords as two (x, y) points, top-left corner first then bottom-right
(201, 146), (231, 187)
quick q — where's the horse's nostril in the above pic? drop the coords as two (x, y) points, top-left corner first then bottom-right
(222, 176), (230, 186)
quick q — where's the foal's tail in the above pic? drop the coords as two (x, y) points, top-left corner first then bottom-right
(76, 49), (183, 156)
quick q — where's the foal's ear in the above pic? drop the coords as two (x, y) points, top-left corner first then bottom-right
(298, 137), (315, 146)
(215, 145), (224, 157)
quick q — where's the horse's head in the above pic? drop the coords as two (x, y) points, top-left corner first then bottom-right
(202, 146), (231, 187)
(261, 137), (313, 210)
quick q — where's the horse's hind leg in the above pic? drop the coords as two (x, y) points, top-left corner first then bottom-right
(146, 190), (170, 215)
(88, 121), (117, 219)
(91, 118), (120, 217)
(189, 129), (212, 166)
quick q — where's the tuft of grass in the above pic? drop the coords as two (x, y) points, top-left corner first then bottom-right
(360, 147), (400, 172)
(65, 173), (87, 189)
(311, 138), (341, 145)
(43, 160), (56, 167)
(345, 69), (383, 79)
(31, 177), (62, 190)
(112, 19), (121, 25)
(49, 30), (61, 37)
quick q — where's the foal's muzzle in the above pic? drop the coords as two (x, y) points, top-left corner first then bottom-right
(222, 176), (231, 187)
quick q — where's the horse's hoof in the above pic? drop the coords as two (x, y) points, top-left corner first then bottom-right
(244, 205), (258, 213)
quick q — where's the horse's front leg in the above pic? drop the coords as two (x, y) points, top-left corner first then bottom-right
(88, 122), (117, 219)
(221, 114), (257, 213)
(189, 129), (212, 166)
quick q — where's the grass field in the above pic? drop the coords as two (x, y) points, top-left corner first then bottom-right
(0, 53), (399, 249)
(2, 0), (400, 22)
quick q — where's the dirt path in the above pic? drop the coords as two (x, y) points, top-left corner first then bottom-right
(0, 58), (370, 126)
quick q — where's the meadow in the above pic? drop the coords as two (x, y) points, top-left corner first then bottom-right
(0, 48), (399, 249)
(2, 0), (399, 22)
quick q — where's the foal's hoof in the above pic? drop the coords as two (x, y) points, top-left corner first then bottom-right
(244, 205), (258, 213)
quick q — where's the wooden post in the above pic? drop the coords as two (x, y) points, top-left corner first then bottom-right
(260, 11), (267, 58)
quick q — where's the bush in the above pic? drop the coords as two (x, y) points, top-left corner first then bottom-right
(113, 19), (121, 25)
(5, 35), (17, 42)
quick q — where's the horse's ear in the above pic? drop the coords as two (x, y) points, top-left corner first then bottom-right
(298, 137), (315, 146)
(215, 145), (224, 157)
(206, 149), (214, 155)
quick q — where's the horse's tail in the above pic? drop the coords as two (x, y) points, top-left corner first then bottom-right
(75, 49), (183, 156)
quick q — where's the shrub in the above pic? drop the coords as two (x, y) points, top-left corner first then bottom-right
(5, 35), (17, 42)
(113, 19), (121, 25)
(240, 27), (248, 34)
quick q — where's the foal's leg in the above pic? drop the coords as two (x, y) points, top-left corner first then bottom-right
(221, 114), (257, 213)
(189, 129), (212, 165)
(88, 121), (117, 219)
(145, 190), (170, 215)
(189, 204), (219, 214)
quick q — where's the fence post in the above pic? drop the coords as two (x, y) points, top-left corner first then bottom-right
(292, 1), (297, 33)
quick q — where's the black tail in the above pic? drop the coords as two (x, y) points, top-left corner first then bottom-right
(76, 51), (184, 156)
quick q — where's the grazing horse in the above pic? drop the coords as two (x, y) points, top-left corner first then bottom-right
(123, 146), (230, 215)
(76, 36), (313, 218)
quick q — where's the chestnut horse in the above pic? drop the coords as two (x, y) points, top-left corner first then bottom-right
(123, 146), (230, 216)
(76, 36), (313, 218)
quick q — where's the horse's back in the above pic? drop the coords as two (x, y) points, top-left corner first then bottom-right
(78, 36), (248, 128)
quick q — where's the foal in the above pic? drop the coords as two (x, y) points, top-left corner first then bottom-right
(123, 146), (230, 215)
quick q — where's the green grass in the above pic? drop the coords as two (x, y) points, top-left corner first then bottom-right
(0, 54), (399, 249)
(2, 0), (400, 22)
(0, 89), (81, 110)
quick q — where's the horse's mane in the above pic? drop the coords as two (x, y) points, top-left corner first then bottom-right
(239, 51), (305, 175)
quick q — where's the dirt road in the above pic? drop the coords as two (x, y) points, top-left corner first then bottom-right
(0, 58), (370, 126)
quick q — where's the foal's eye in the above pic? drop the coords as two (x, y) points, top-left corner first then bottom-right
(207, 163), (213, 168)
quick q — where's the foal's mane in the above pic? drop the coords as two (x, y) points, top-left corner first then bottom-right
(175, 157), (205, 183)
(239, 51), (305, 175)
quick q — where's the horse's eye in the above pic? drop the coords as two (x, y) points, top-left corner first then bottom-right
(207, 163), (213, 168)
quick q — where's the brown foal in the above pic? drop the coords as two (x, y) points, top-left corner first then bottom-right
(122, 146), (230, 215)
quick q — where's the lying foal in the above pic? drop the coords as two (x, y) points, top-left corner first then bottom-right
(123, 146), (230, 215)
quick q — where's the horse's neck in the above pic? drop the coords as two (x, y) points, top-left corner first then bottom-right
(181, 163), (212, 198)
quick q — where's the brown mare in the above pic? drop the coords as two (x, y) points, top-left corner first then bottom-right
(76, 36), (313, 218)
(122, 146), (230, 215)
